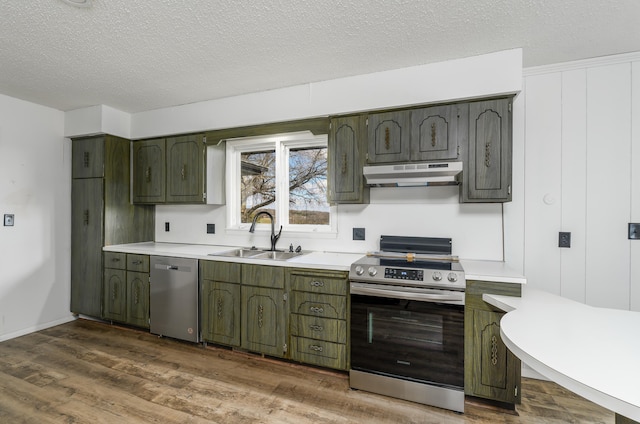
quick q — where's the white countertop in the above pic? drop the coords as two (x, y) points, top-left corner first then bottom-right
(460, 259), (526, 284)
(103, 242), (364, 271)
(484, 288), (640, 421)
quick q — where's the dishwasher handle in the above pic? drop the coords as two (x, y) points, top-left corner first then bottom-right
(154, 263), (192, 272)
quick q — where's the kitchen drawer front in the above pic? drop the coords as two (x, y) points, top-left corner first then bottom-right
(201, 261), (241, 283)
(104, 252), (126, 270)
(291, 292), (347, 320)
(291, 314), (346, 344)
(242, 264), (285, 289)
(126, 254), (149, 272)
(290, 336), (347, 370)
(289, 270), (347, 296)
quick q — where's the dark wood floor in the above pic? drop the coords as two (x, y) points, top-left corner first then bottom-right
(0, 319), (614, 423)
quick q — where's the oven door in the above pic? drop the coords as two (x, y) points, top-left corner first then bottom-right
(350, 283), (464, 389)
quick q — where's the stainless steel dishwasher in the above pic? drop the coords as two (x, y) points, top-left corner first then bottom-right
(150, 256), (199, 343)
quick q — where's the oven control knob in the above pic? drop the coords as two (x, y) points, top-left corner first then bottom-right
(368, 267), (378, 277)
(432, 271), (442, 281)
(447, 272), (458, 283)
(354, 265), (364, 276)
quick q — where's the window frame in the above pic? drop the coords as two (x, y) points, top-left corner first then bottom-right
(225, 131), (336, 235)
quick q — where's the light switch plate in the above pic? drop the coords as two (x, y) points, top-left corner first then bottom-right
(353, 227), (365, 241)
(4, 214), (14, 226)
(207, 224), (215, 234)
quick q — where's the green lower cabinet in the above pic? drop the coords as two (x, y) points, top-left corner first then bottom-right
(465, 280), (522, 405)
(103, 268), (127, 322)
(127, 271), (149, 329)
(241, 285), (287, 357)
(201, 280), (241, 346)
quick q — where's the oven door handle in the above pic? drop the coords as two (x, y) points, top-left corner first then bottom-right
(350, 284), (464, 304)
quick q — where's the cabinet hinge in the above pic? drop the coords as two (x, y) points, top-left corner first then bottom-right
(283, 343), (288, 353)
(507, 185), (511, 195)
(283, 293), (288, 302)
(202, 135), (207, 144)
(508, 103), (512, 113)
(515, 386), (518, 397)
(365, 118), (369, 126)
(457, 145), (460, 156)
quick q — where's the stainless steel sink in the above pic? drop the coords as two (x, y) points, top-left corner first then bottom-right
(208, 248), (306, 261)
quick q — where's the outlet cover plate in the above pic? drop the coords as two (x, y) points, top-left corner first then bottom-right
(207, 224), (215, 234)
(559, 232), (571, 248)
(353, 227), (365, 241)
(629, 223), (640, 240)
(4, 214), (14, 226)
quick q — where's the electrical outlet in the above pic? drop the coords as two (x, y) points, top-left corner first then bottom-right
(559, 232), (571, 248)
(353, 227), (365, 241)
(165, 222), (170, 232)
(207, 224), (215, 234)
(629, 223), (640, 240)
(3, 214), (14, 226)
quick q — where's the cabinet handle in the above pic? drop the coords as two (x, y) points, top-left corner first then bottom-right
(341, 153), (347, 175)
(309, 345), (323, 352)
(309, 306), (324, 315)
(111, 258), (121, 263)
(257, 305), (264, 328)
(217, 296), (223, 319)
(83, 151), (90, 168)
(309, 324), (324, 332)
(491, 335), (498, 366)
(112, 283), (117, 301)
(384, 127), (390, 150)
(485, 141), (491, 168)
(83, 210), (89, 225)
(181, 164), (186, 180)
(132, 260), (142, 265)
(145, 167), (151, 182)
(309, 280), (324, 288)
(133, 286), (139, 305)
(431, 123), (437, 147)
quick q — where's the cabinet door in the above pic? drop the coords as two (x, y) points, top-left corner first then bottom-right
(241, 286), (286, 357)
(466, 308), (520, 404)
(367, 111), (411, 163)
(328, 115), (369, 204)
(202, 280), (241, 346)
(166, 134), (205, 203)
(132, 139), (165, 204)
(72, 136), (104, 179)
(462, 99), (512, 202)
(127, 271), (149, 328)
(71, 178), (104, 316)
(103, 268), (126, 322)
(411, 105), (459, 161)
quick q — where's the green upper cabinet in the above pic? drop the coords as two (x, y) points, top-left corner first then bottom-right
(410, 105), (459, 161)
(460, 98), (513, 203)
(72, 136), (105, 179)
(327, 115), (369, 204)
(132, 138), (165, 203)
(132, 133), (209, 204)
(166, 134), (206, 203)
(367, 110), (411, 163)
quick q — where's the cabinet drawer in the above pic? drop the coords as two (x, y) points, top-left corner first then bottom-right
(127, 254), (149, 272)
(201, 260), (241, 283)
(290, 336), (347, 370)
(242, 264), (285, 289)
(289, 270), (347, 295)
(104, 252), (126, 270)
(291, 314), (346, 344)
(291, 292), (347, 320)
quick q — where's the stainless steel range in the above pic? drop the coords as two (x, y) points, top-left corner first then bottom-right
(349, 236), (466, 413)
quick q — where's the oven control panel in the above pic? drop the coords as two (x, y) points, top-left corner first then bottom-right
(384, 268), (424, 281)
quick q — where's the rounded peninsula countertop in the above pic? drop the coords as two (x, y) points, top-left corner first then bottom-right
(484, 288), (640, 422)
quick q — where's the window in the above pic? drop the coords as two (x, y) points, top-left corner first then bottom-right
(226, 132), (334, 233)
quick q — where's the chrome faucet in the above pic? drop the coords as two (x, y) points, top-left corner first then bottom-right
(249, 211), (282, 251)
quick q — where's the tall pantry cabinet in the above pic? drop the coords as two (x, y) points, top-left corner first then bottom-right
(71, 135), (154, 317)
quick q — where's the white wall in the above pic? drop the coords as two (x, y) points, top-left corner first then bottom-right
(0, 93), (74, 342)
(517, 52), (640, 311)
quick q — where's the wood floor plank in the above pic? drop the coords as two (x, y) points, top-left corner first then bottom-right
(0, 319), (616, 424)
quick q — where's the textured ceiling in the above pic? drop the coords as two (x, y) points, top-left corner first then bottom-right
(1, 0), (639, 113)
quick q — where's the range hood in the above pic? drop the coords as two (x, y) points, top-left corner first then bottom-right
(363, 161), (462, 187)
